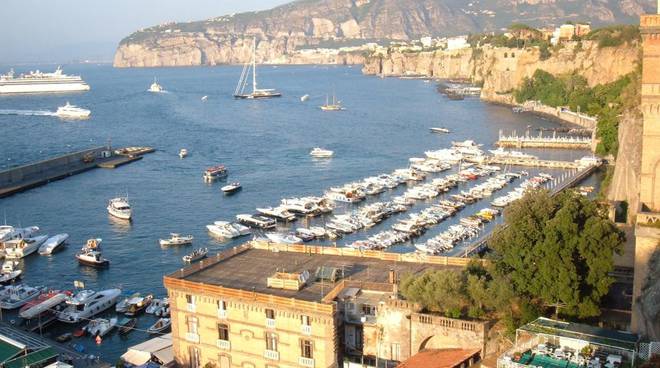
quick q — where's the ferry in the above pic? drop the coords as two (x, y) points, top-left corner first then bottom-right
(55, 102), (91, 119)
(56, 288), (122, 323)
(203, 165), (228, 181)
(107, 197), (132, 220)
(0, 66), (90, 94)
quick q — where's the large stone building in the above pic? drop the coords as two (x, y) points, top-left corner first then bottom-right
(164, 241), (489, 368)
(632, 2), (660, 340)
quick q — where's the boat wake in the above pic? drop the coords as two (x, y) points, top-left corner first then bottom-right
(0, 109), (55, 116)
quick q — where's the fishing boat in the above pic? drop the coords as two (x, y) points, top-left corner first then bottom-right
(84, 317), (117, 337)
(0, 261), (21, 284)
(38, 233), (69, 255)
(76, 238), (109, 267)
(179, 149), (188, 159)
(430, 127), (450, 134)
(118, 317), (137, 335)
(234, 38), (281, 99)
(183, 248), (208, 263)
(147, 317), (171, 334)
(310, 147), (334, 158)
(19, 289), (69, 319)
(0, 285), (43, 309)
(203, 165), (228, 181)
(125, 294), (153, 316)
(148, 78), (163, 93)
(319, 93), (343, 111)
(107, 197), (132, 220)
(159, 233), (193, 246)
(221, 182), (242, 194)
(57, 288), (121, 323)
(4, 235), (48, 259)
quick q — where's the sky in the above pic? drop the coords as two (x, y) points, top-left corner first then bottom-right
(0, 0), (289, 65)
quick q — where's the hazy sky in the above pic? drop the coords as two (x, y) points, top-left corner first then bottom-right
(0, 0), (289, 65)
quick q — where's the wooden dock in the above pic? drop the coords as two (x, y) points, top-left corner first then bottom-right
(0, 146), (154, 198)
(496, 130), (592, 149)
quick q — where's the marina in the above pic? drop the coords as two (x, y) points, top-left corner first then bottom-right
(496, 129), (593, 149)
(0, 64), (599, 361)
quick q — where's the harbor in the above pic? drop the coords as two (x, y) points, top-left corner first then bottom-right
(0, 146), (154, 198)
(0, 65), (599, 362)
(496, 129), (593, 149)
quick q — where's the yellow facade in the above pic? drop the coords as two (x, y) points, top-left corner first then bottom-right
(166, 284), (338, 368)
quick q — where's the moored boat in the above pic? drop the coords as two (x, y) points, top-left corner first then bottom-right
(125, 294), (153, 316)
(107, 197), (132, 220)
(0, 285), (43, 309)
(84, 317), (117, 337)
(221, 182), (242, 194)
(236, 214), (276, 229)
(159, 233), (193, 246)
(118, 317), (137, 335)
(38, 233), (69, 255)
(19, 289), (69, 319)
(56, 288), (121, 323)
(147, 317), (171, 334)
(76, 238), (109, 267)
(0, 261), (22, 284)
(183, 248), (208, 263)
(203, 165), (228, 181)
(4, 235), (48, 259)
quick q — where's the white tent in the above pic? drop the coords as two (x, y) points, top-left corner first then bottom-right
(121, 334), (173, 366)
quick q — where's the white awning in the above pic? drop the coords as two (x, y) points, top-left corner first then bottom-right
(121, 334), (173, 365)
(121, 350), (151, 366)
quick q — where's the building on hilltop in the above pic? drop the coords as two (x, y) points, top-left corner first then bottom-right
(164, 241), (490, 368)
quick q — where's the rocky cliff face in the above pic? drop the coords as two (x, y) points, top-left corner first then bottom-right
(113, 0), (654, 67)
(362, 41), (640, 104)
(608, 112), (643, 223)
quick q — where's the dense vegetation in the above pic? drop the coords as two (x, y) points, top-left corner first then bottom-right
(513, 68), (641, 156)
(400, 190), (624, 335)
(585, 25), (640, 48)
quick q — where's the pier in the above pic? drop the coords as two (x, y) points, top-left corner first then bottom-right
(462, 163), (601, 257)
(0, 146), (154, 198)
(496, 129), (593, 149)
(485, 156), (581, 169)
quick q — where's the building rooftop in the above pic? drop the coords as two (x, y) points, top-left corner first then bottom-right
(518, 317), (639, 352)
(396, 348), (481, 368)
(169, 242), (464, 303)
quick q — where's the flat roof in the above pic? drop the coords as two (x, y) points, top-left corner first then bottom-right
(173, 246), (460, 303)
(397, 349), (481, 368)
(519, 318), (638, 351)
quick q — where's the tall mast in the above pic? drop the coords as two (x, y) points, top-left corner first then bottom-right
(252, 38), (257, 93)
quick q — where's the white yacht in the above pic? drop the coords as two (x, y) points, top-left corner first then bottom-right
(148, 78), (163, 93)
(55, 102), (91, 119)
(19, 290), (68, 319)
(57, 288), (122, 323)
(38, 233), (69, 255)
(230, 223), (251, 236)
(4, 235), (48, 259)
(310, 147), (334, 158)
(489, 147), (537, 160)
(0, 285), (43, 309)
(107, 197), (132, 220)
(0, 226), (40, 242)
(84, 317), (117, 337)
(234, 38), (281, 99)
(207, 221), (240, 238)
(236, 214), (276, 229)
(256, 206), (297, 222)
(0, 261), (22, 284)
(280, 198), (320, 216)
(159, 233), (194, 246)
(265, 232), (302, 244)
(0, 66), (90, 94)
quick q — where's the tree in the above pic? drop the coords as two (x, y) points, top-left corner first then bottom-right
(490, 190), (625, 318)
(399, 270), (466, 317)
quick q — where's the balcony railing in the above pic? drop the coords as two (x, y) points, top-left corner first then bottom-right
(266, 318), (276, 329)
(185, 332), (199, 343)
(264, 350), (280, 361)
(299, 357), (315, 367)
(216, 339), (231, 350)
(301, 324), (312, 335)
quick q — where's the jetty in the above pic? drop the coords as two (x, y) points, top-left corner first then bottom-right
(485, 156), (582, 169)
(462, 162), (602, 257)
(496, 129), (592, 149)
(0, 145), (154, 198)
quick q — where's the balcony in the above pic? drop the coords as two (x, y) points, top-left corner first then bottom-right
(186, 303), (196, 312)
(301, 324), (312, 335)
(185, 332), (199, 343)
(299, 357), (315, 367)
(216, 339), (231, 350)
(264, 350), (280, 361)
(217, 309), (227, 319)
(266, 318), (276, 329)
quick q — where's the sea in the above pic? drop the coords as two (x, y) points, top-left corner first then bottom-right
(0, 64), (598, 362)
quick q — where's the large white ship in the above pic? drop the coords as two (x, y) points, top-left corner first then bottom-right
(0, 66), (90, 94)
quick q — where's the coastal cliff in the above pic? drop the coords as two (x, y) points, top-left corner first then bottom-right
(361, 41), (640, 104)
(113, 0), (654, 68)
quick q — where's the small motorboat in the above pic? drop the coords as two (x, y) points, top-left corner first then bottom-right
(73, 328), (86, 338)
(0, 285), (43, 309)
(430, 127), (450, 134)
(38, 233), (69, 255)
(159, 233), (194, 246)
(19, 289), (69, 319)
(179, 149), (188, 159)
(295, 228), (316, 242)
(148, 78), (163, 93)
(76, 238), (109, 268)
(147, 317), (171, 334)
(0, 261), (22, 284)
(201, 95), (208, 101)
(300, 94), (310, 102)
(118, 317), (137, 335)
(107, 197), (132, 220)
(183, 248), (208, 263)
(146, 297), (168, 314)
(310, 147), (334, 158)
(221, 182), (242, 194)
(116, 292), (140, 313)
(125, 294), (153, 316)
(55, 333), (73, 343)
(84, 317), (117, 337)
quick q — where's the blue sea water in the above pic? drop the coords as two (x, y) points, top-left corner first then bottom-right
(0, 64), (594, 362)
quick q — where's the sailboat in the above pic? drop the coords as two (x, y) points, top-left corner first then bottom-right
(233, 38), (281, 99)
(320, 92), (343, 111)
